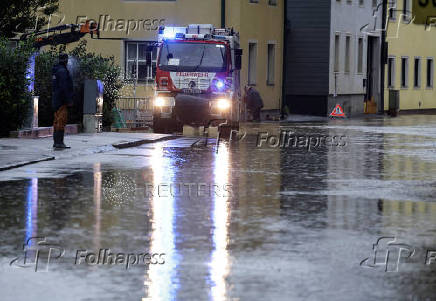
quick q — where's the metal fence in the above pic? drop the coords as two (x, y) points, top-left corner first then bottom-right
(114, 97), (153, 128)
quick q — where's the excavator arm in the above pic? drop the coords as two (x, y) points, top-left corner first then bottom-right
(18, 21), (99, 49)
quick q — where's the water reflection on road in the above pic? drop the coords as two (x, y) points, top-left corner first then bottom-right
(1, 115), (436, 300)
(209, 144), (231, 301)
(145, 144), (179, 301)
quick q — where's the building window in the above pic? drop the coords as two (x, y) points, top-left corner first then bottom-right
(389, 0), (397, 20)
(334, 34), (340, 73)
(125, 42), (157, 83)
(373, 0), (378, 8)
(401, 57), (408, 88)
(248, 42), (257, 85)
(267, 43), (275, 85)
(357, 37), (364, 73)
(249, 0), (259, 3)
(359, 0), (364, 6)
(403, 0), (411, 22)
(427, 58), (434, 88)
(388, 57), (395, 88)
(347, 0), (352, 4)
(268, 0), (277, 5)
(345, 36), (351, 73)
(414, 57), (421, 88)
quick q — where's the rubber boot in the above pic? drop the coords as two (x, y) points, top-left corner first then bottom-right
(53, 131), (62, 148)
(58, 130), (70, 149)
(53, 131), (57, 148)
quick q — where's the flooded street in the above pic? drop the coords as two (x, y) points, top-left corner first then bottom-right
(1, 115), (436, 301)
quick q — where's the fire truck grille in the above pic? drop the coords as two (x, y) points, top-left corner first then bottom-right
(174, 78), (211, 90)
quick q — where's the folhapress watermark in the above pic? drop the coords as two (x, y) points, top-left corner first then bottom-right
(75, 249), (165, 270)
(12, 7), (165, 37)
(360, 237), (415, 272)
(10, 237), (165, 272)
(10, 237), (65, 272)
(256, 131), (348, 151)
(76, 15), (165, 35)
(360, 236), (436, 272)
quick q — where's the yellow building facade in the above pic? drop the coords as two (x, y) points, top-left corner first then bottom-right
(56, 0), (283, 112)
(385, 0), (436, 111)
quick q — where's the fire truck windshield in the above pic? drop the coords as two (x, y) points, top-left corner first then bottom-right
(158, 41), (227, 72)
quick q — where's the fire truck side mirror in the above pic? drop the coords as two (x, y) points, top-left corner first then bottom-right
(235, 49), (243, 70)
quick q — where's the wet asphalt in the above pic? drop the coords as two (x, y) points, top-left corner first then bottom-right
(1, 115), (436, 301)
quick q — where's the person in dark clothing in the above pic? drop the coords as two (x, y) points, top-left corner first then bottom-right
(244, 85), (264, 122)
(52, 53), (73, 149)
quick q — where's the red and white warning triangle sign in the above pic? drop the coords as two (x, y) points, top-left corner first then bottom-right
(330, 104), (346, 118)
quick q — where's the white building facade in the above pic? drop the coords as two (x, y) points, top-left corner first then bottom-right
(284, 0), (383, 116)
(329, 0), (383, 115)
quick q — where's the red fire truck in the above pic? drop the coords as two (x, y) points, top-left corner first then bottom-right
(153, 24), (242, 133)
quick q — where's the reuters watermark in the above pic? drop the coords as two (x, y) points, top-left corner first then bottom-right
(256, 131), (348, 151)
(101, 171), (233, 206)
(144, 182), (233, 198)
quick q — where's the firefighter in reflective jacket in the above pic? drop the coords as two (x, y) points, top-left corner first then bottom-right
(244, 85), (264, 122)
(52, 53), (73, 149)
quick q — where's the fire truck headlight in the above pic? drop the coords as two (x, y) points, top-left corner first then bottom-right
(155, 97), (165, 107)
(217, 98), (231, 111)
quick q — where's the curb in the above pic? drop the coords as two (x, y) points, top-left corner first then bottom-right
(0, 156), (55, 171)
(10, 124), (81, 139)
(112, 135), (177, 149)
(0, 135), (177, 172)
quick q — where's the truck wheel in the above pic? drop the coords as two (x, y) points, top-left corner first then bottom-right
(153, 116), (168, 134)
(153, 115), (182, 134)
(173, 117), (183, 133)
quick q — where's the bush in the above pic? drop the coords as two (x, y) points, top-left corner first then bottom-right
(0, 38), (35, 136)
(34, 40), (123, 127)
(72, 41), (123, 127)
(34, 47), (58, 126)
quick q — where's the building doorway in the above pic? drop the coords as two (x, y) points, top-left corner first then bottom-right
(366, 36), (380, 112)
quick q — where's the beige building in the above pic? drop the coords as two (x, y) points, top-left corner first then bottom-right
(384, 0), (436, 111)
(57, 0), (284, 113)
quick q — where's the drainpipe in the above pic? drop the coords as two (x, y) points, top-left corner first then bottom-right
(281, 1), (288, 117)
(380, 0), (387, 113)
(221, 0), (226, 28)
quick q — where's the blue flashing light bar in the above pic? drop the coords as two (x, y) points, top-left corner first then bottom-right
(160, 26), (187, 41)
(175, 33), (185, 39)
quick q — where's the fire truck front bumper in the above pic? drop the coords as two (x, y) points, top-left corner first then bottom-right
(153, 94), (231, 126)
